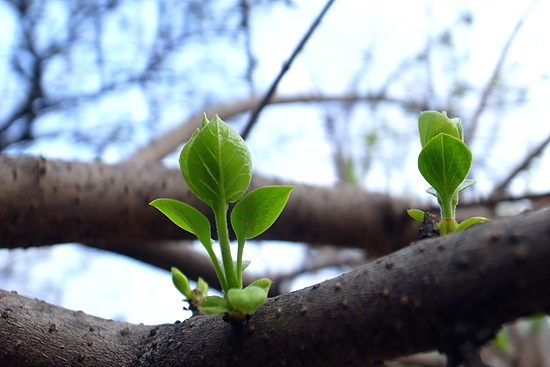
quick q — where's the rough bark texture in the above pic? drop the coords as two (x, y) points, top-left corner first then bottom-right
(2, 208), (550, 367)
(0, 155), (418, 254)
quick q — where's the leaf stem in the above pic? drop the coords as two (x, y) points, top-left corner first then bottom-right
(441, 199), (455, 220)
(201, 240), (228, 292)
(214, 203), (238, 290)
(237, 238), (245, 287)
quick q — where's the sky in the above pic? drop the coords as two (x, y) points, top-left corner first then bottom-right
(1, 0), (549, 324)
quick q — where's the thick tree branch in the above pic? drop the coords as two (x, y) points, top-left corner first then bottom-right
(1, 208), (549, 367)
(0, 155), (418, 254)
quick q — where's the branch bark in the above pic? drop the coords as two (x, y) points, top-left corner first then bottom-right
(2, 207), (549, 367)
(0, 155), (418, 255)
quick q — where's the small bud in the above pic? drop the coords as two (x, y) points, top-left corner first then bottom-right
(171, 267), (194, 300)
(196, 277), (208, 298)
(418, 111), (463, 147)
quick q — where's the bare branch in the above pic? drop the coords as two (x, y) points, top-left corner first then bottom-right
(489, 131), (550, 201)
(464, 2), (537, 145)
(127, 92), (422, 163)
(240, 0), (336, 140)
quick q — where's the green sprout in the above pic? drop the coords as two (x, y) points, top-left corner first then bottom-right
(408, 111), (489, 235)
(151, 114), (294, 318)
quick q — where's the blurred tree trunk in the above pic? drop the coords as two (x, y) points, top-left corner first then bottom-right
(0, 155), (419, 254)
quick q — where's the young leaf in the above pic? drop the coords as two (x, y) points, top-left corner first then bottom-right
(179, 127), (202, 198)
(227, 281), (271, 315)
(149, 198), (211, 246)
(183, 114), (252, 207)
(407, 209), (425, 222)
(231, 186), (295, 241)
(457, 216), (490, 232)
(247, 277), (272, 293)
(241, 260), (251, 273)
(418, 133), (472, 217)
(198, 296), (233, 315)
(493, 331), (510, 355)
(457, 178), (476, 193)
(426, 186), (439, 199)
(171, 267), (194, 300)
(418, 111), (463, 148)
(233, 260), (251, 275)
(196, 277), (209, 298)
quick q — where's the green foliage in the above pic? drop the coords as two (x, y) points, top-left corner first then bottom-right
(406, 209), (425, 222)
(231, 186), (294, 286)
(493, 330), (510, 355)
(149, 199), (211, 246)
(409, 111), (489, 235)
(151, 114), (294, 317)
(227, 278), (272, 317)
(171, 267), (194, 300)
(418, 133), (472, 219)
(180, 114), (252, 208)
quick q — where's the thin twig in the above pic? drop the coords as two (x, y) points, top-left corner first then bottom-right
(489, 131), (550, 201)
(464, 1), (538, 146)
(240, 0), (336, 140)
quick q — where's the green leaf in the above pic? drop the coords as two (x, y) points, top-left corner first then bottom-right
(171, 267), (194, 300)
(493, 330), (510, 355)
(457, 178), (476, 193)
(407, 209), (425, 222)
(227, 279), (271, 315)
(418, 133), (472, 218)
(182, 114), (252, 208)
(231, 186), (295, 241)
(426, 186), (439, 199)
(248, 278), (272, 293)
(231, 185), (294, 286)
(149, 198), (211, 246)
(196, 277), (208, 298)
(456, 216), (490, 231)
(451, 117), (464, 142)
(233, 260), (251, 275)
(179, 127), (202, 197)
(241, 260), (251, 273)
(418, 111), (463, 147)
(198, 296), (233, 315)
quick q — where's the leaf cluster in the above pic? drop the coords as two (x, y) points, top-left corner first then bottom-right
(408, 111), (489, 235)
(151, 114), (294, 317)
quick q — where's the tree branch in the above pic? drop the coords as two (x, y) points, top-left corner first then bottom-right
(0, 155), (418, 254)
(2, 207), (549, 367)
(240, 0), (336, 140)
(126, 93), (423, 163)
(464, 2), (537, 145)
(488, 131), (550, 201)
